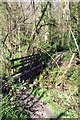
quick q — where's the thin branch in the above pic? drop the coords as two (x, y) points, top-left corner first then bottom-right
(36, 2), (51, 28)
(70, 27), (80, 57)
(27, 2), (54, 51)
(2, 17), (22, 45)
(2, 2), (33, 45)
(37, 23), (57, 33)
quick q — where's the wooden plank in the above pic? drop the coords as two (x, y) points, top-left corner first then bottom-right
(20, 54), (40, 63)
(12, 64), (42, 78)
(11, 63), (23, 69)
(11, 59), (34, 69)
(11, 65), (30, 77)
(11, 62), (39, 77)
(20, 58), (34, 63)
(10, 53), (40, 62)
(11, 70), (22, 77)
(20, 60), (31, 65)
(11, 53), (46, 78)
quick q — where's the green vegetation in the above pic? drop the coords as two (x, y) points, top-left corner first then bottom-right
(1, 1), (79, 119)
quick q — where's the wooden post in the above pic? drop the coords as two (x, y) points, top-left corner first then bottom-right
(30, 56), (32, 78)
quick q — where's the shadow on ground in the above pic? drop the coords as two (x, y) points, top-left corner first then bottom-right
(12, 86), (47, 118)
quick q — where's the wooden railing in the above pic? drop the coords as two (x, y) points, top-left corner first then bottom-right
(10, 53), (46, 79)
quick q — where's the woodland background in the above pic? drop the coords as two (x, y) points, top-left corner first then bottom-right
(0, 0), (80, 119)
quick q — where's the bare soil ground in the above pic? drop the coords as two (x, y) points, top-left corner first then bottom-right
(21, 89), (55, 118)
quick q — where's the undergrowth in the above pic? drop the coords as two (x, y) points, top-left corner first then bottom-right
(31, 52), (79, 118)
(1, 52), (79, 119)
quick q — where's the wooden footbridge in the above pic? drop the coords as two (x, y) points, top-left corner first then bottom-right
(10, 53), (46, 80)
